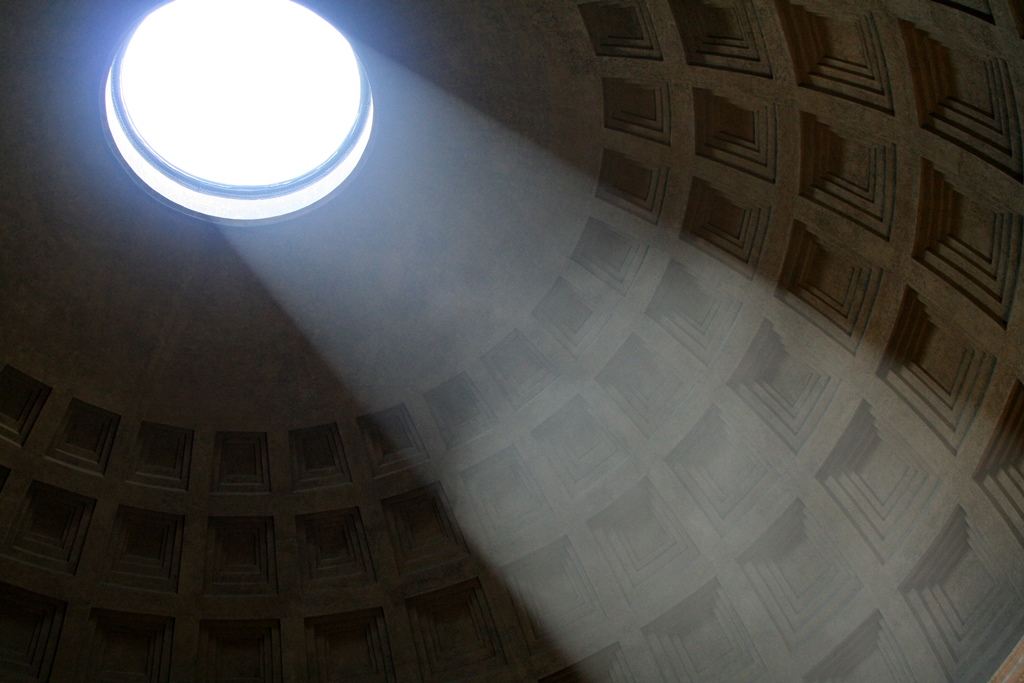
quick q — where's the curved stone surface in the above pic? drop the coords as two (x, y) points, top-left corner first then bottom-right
(1, 0), (1023, 681)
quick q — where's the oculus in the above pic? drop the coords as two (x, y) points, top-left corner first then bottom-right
(104, 0), (373, 222)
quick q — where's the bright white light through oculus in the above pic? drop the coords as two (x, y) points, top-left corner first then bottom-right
(105, 0), (372, 221)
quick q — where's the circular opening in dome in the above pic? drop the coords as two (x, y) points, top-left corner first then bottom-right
(104, 0), (373, 223)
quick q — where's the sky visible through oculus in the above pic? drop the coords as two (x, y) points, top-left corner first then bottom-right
(118, 0), (362, 187)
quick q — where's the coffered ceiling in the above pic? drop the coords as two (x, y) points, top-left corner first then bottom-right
(1, 0), (1023, 681)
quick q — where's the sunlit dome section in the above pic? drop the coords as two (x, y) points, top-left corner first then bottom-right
(104, 0), (373, 222)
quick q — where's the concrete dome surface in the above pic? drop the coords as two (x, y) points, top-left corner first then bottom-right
(1, 0), (1024, 681)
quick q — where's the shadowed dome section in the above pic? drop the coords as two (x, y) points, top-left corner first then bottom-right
(3, 0), (1024, 680)
(104, 0), (373, 222)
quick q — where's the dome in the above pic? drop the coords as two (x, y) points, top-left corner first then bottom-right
(1, 0), (1023, 680)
